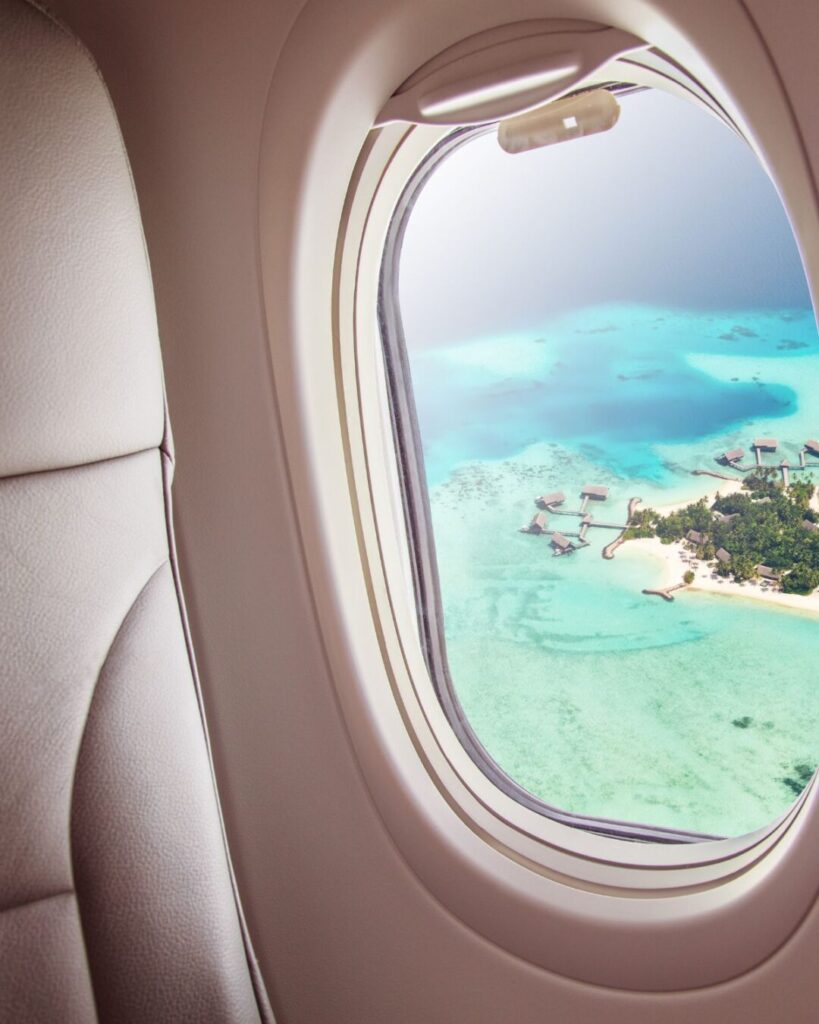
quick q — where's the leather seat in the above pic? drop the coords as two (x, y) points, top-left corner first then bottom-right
(0, 1), (272, 1020)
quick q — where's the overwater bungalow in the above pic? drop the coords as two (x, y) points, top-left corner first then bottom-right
(800, 440), (819, 467)
(715, 547), (731, 563)
(537, 491), (565, 508)
(521, 511), (548, 534)
(718, 447), (744, 465)
(550, 531), (575, 555)
(753, 438), (778, 465)
(578, 484), (609, 514)
(686, 529), (708, 545)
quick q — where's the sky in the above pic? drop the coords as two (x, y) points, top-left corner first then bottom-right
(398, 89), (812, 350)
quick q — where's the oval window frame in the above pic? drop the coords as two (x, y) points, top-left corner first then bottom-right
(259, 3), (819, 992)
(377, 97), (756, 848)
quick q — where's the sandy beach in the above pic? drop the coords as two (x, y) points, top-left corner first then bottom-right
(418, 301), (819, 836)
(620, 478), (819, 612)
(623, 535), (819, 614)
(648, 477), (745, 517)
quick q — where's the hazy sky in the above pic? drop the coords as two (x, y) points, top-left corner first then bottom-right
(398, 89), (811, 349)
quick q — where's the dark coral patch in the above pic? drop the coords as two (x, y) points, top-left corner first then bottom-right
(781, 762), (815, 797)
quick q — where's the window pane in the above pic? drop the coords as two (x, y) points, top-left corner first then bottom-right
(395, 89), (819, 838)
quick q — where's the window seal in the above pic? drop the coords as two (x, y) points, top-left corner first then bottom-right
(326, 107), (819, 987)
(377, 107), (722, 845)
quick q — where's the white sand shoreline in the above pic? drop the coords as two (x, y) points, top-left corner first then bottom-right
(622, 536), (819, 615)
(619, 479), (819, 614)
(647, 478), (745, 517)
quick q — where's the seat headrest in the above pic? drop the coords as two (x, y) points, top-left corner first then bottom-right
(0, 0), (165, 478)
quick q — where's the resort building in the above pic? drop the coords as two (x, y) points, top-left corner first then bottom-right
(579, 484), (608, 514)
(802, 519), (819, 532)
(715, 547), (731, 564)
(536, 491), (565, 508)
(521, 511), (548, 534)
(686, 529), (708, 545)
(800, 440), (819, 466)
(718, 447), (744, 465)
(752, 438), (778, 465)
(550, 532), (575, 555)
(756, 564), (780, 581)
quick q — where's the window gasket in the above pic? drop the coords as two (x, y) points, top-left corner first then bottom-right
(377, 98), (725, 845)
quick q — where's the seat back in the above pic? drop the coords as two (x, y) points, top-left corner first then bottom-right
(0, 2), (270, 1020)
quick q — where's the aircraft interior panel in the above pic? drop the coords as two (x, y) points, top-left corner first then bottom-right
(3, 0), (819, 1020)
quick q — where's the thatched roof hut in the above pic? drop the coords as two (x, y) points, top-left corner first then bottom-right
(756, 564), (780, 581)
(537, 491), (565, 508)
(550, 531), (574, 553)
(521, 511), (548, 534)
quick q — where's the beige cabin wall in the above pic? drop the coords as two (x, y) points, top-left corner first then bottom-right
(42, 1), (819, 1020)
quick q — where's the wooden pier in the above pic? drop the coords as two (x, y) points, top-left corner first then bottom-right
(524, 484), (628, 556)
(602, 497), (642, 560)
(642, 583), (687, 602)
(753, 438), (778, 466)
(711, 437), (819, 476)
(694, 468), (744, 482)
(799, 441), (819, 468)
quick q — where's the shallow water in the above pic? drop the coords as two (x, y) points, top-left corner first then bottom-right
(410, 304), (819, 836)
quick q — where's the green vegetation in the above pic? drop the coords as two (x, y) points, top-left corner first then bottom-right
(622, 506), (658, 540)
(654, 497), (712, 544)
(630, 470), (819, 594)
(683, 569), (695, 585)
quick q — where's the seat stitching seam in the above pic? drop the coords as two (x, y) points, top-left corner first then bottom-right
(0, 888), (75, 917)
(0, 446), (158, 486)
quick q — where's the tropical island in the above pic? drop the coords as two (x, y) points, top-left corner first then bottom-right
(624, 468), (819, 597)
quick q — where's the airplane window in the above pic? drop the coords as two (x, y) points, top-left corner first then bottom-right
(383, 87), (819, 839)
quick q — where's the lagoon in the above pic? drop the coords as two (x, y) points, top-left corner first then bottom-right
(410, 303), (819, 836)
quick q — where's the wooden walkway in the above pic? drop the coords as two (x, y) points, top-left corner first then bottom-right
(642, 583), (687, 602)
(602, 497), (642, 560)
(530, 491), (634, 557)
(692, 468), (745, 482)
(548, 506), (627, 529)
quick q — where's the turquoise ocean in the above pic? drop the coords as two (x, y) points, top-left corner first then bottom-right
(409, 303), (819, 837)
